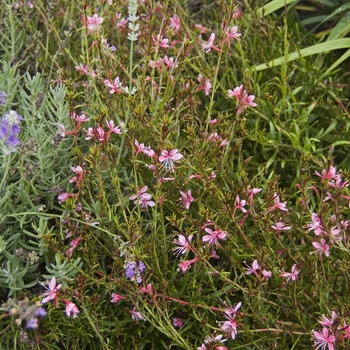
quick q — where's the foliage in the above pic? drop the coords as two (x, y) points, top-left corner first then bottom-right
(256, 0), (350, 75)
(0, 0), (350, 349)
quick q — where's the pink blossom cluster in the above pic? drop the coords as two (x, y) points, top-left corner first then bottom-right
(206, 132), (228, 147)
(198, 333), (227, 350)
(57, 112), (91, 138)
(312, 310), (350, 350)
(310, 167), (350, 257)
(244, 260), (271, 280)
(104, 77), (123, 94)
(197, 302), (243, 349)
(85, 120), (122, 142)
(227, 84), (257, 114)
(40, 277), (80, 318)
(219, 302), (242, 340)
(315, 165), (349, 189)
(129, 185), (156, 209)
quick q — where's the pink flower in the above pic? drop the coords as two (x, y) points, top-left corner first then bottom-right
(57, 192), (77, 203)
(267, 193), (288, 213)
(169, 14), (181, 33)
(197, 74), (212, 96)
(315, 166), (338, 183)
(41, 277), (62, 304)
(115, 12), (128, 29)
(149, 59), (163, 70)
(172, 317), (183, 328)
(57, 123), (68, 137)
(330, 226), (341, 242)
(319, 311), (337, 327)
(111, 293), (127, 303)
(244, 260), (260, 276)
(220, 316), (238, 340)
(159, 177), (176, 184)
(65, 237), (84, 258)
(228, 84), (244, 98)
(195, 24), (208, 34)
(223, 302), (242, 318)
(239, 93), (257, 113)
(262, 269), (272, 279)
(200, 33), (222, 53)
(202, 228), (227, 247)
(96, 126), (105, 142)
(180, 190), (194, 209)
(159, 149), (183, 172)
(152, 34), (170, 49)
(69, 165), (84, 187)
(233, 7), (243, 19)
(280, 264), (300, 282)
(227, 85), (257, 114)
(178, 257), (200, 273)
(140, 283), (153, 295)
(198, 334), (227, 350)
(173, 234), (193, 256)
(178, 260), (192, 273)
(312, 238), (330, 257)
(223, 25), (241, 48)
(71, 112), (91, 124)
(104, 77), (122, 94)
(106, 120), (122, 135)
(64, 301), (80, 318)
(86, 14), (103, 32)
(162, 55), (178, 69)
(306, 213), (323, 236)
(234, 195), (247, 215)
(312, 328), (336, 350)
(75, 64), (90, 75)
(134, 140), (155, 157)
(129, 307), (144, 321)
(129, 186), (155, 209)
(208, 171), (216, 181)
(271, 221), (291, 233)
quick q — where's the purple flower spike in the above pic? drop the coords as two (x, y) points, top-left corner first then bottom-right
(0, 110), (22, 151)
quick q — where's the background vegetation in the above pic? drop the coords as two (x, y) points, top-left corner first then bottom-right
(0, 0), (349, 349)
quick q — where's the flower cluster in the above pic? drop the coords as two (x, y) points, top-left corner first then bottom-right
(244, 260), (271, 280)
(124, 260), (146, 283)
(0, 110), (22, 152)
(40, 277), (80, 318)
(198, 333), (227, 350)
(227, 84), (257, 114)
(202, 224), (227, 247)
(129, 185), (155, 209)
(85, 120), (122, 142)
(305, 166), (349, 258)
(312, 310), (350, 350)
(219, 302), (242, 340)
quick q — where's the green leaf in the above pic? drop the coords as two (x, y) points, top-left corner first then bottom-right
(257, 0), (299, 17)
(254, 38), (350, 71)
(327, 12), (350, 41)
